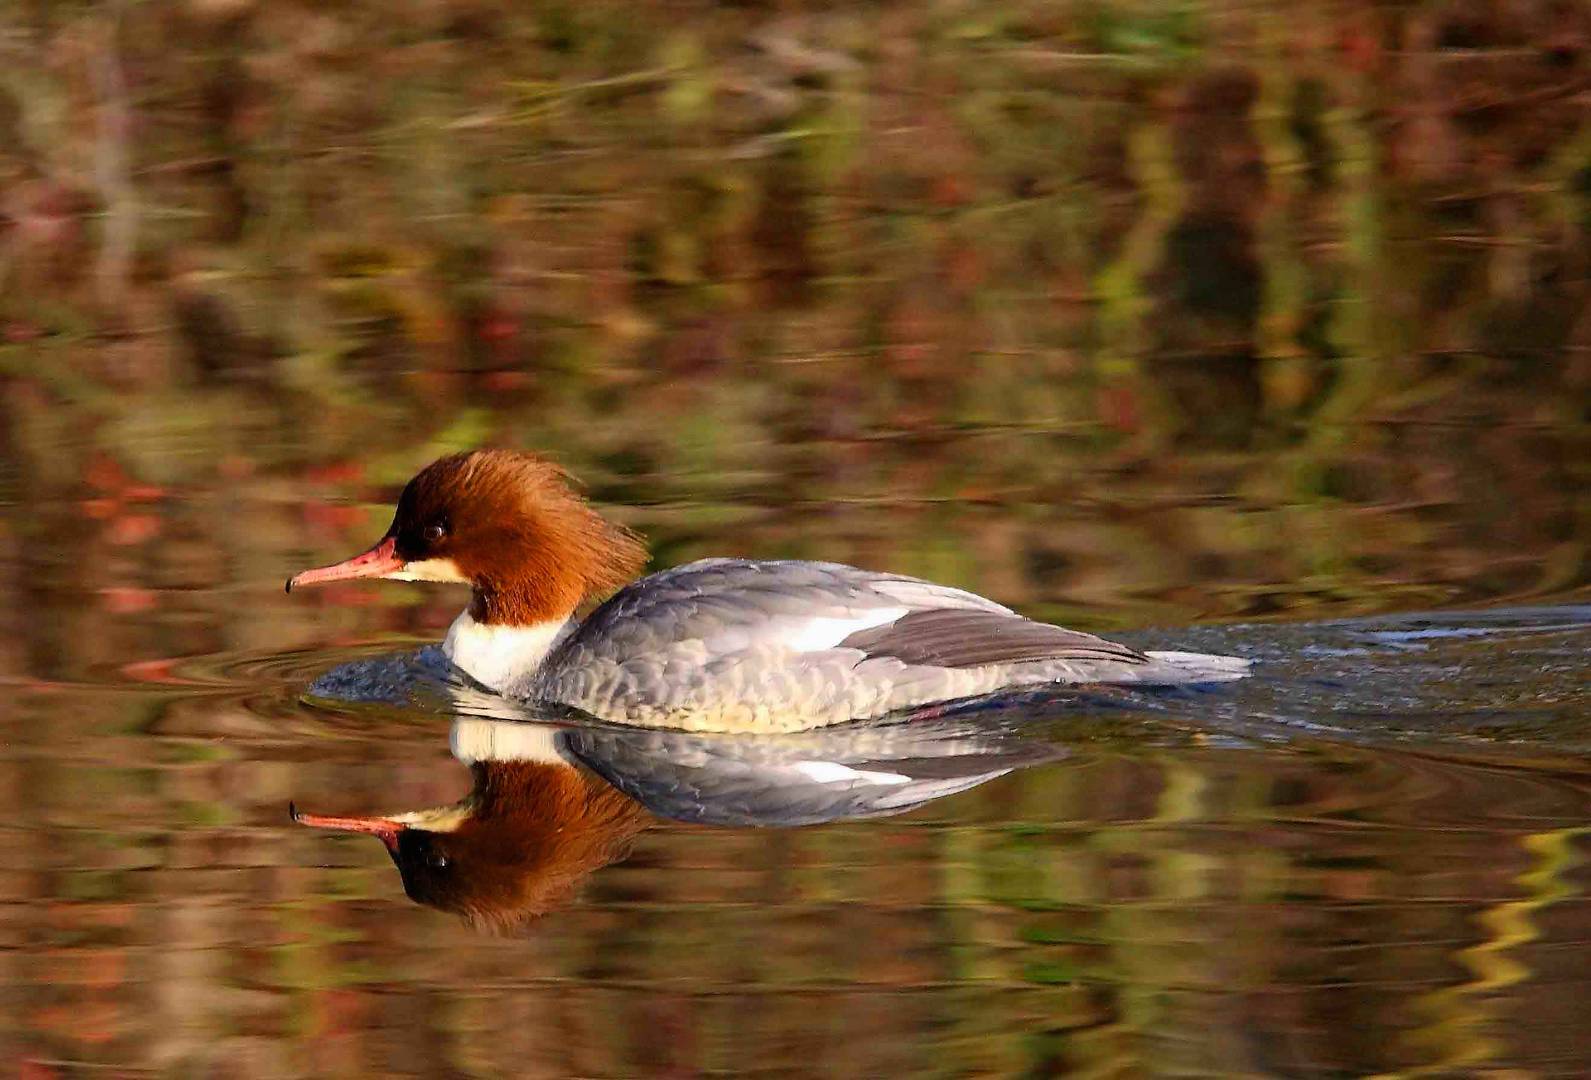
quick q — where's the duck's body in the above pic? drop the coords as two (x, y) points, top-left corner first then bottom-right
(467, 557), (1245, 732)
(290, 450), (1249, 733)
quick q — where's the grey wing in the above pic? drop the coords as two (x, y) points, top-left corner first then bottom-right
(535, 558), (1247, 729)
(576, 559), (1009, 630)
(545, 558), (1010, 667)
(839, 608), (1150, 668)
(532, 559), (1014, 724)
(836, 608), (1249, 712)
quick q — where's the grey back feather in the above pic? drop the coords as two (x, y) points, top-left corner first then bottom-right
(528, 558), (1247, 731)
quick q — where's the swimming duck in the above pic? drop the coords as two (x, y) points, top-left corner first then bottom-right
(287, 449), (1248, 732)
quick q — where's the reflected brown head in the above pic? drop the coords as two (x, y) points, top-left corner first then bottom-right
(295, 761), (651, 932)
(287, 449), (648, 625)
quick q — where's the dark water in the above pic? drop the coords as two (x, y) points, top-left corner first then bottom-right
(4, 588), (1587, 1076)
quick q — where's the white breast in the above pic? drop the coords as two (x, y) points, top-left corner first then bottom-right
(443, 609), (572, 693)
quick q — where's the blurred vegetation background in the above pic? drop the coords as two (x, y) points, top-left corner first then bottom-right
(2, 0), (1588, 641)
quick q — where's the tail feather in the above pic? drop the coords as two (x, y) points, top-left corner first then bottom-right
(1141, 650), (1251, 683)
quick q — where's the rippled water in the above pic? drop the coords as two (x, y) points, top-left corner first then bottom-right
(5, 595), (1586, 1076)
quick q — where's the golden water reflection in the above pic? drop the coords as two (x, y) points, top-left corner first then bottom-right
(6, 674), (1587, 1077)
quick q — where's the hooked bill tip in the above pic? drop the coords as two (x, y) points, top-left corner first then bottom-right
(288, 801), (300, 822)
(284, 578), (293, 594)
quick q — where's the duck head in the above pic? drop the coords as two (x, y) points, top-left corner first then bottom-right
(286, 449), (647, 626)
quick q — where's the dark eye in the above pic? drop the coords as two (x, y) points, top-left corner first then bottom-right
(422, 522), (446, 544)
(427, 850), (450, 871)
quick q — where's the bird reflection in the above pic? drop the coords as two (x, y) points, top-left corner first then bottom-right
(292, 722), (647, 931)
(293, 703), (1061, 930)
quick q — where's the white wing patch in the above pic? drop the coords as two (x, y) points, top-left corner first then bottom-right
(778, 607), (909, 652)
(791, 761), (912, 785)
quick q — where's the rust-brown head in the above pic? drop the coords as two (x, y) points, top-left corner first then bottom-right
(286, 449), (647, 625)
(292, 761), (651, 931)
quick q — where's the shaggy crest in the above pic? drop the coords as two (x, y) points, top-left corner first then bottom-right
(396, 449), (648, 624)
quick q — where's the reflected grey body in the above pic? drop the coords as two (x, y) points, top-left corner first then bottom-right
(556, 716), (1063, 825)
(516, 559), (1248, 733)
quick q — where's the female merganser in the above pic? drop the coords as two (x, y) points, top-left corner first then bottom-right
(287, 449), (1249, 732)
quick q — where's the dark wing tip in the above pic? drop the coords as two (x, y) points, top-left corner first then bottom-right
(841, 609), (1149, 669)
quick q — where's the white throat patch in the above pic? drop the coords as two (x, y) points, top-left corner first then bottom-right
(443, 608), (571, 694)
(385, 557), (470, 583)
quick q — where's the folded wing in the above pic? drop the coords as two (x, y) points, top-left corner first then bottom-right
(839, 608), (1149, 669)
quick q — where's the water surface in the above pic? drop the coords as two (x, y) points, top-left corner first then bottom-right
(4, 596), (1586, 1076)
